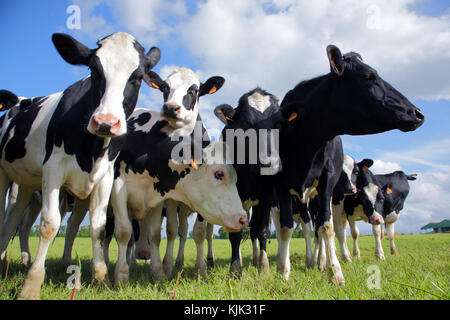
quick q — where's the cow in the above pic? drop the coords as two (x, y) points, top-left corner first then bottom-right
(336, 158), (417, 260)
(214, 87), (282, 277)
(0, 32), (161, 299)
(106, 66), (247, 284)
(61, 68), (226, 280)
(219, 45), (424, 284)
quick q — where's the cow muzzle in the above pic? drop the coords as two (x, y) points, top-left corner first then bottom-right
(224, 214), (248, 232)
(370, 213), (384, 225)
(90, 114), (121, 137)
(161, 103), (182, 119)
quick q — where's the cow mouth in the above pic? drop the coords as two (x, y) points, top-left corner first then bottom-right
(223, 215), (248, 232)
(399, 109), (425, 132)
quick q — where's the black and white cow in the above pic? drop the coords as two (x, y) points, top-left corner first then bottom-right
(0, 32), (161, 299)
(215, 87), (282, 277)
(337, 159), (417, 260)
(106, 66), (247, 284)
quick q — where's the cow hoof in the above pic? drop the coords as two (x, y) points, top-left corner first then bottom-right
(277, 264), (290, 281)
(175, 258), (184, 269)
(150, 267), (167, 281)
(258, 251), (270, 274)
(21, 252), (31, 266)
(163, 258), (174, 278)
(335, 275), (345, 287)
(305, 256), (315, 269)
(18, 269), (45, 300)
(207, 257), (215, 268)
(114, 272), (129, 288)
(390, 249), (397, 255)
(376, 254), (386, 261)
(229, 260), (242, 279)
(342, 254), (353, 263)
(92, 262), (108, 283)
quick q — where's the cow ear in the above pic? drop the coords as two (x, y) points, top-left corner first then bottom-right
(199, 77), (225, 96)
(327, 45), (345, 76)
(357, 158), (374, 171)
(143, 71), (168, 92)
(406, 173), (417, 181)
(0, 90), (19, 110)
(214, 104), (235, 125)
(145, 47), (161, 70)
(52, 33), (92, 66)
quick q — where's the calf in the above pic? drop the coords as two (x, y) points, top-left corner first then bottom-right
(215, 88), (282, 277)
(0, 32), (160, 299)
(339, 159), (417, 260)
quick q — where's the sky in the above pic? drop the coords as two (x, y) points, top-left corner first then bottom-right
(0, 0), (449, 236)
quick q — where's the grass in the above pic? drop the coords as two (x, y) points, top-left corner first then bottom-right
(0, 233), (448, 300)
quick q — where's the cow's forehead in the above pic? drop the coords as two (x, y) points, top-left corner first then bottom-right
(95, 32), (141, 72)
(166, 67), (200, 88)
(247, 91), (272, 113)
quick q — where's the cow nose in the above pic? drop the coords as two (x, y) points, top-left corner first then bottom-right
(370, 214), (384, 225)
(414, 108), (425, 127)
(162, 104), (181, 119)
(91, 114), (121, 137)
(239, 215), (248, 227)
(136, 250), (150, 260)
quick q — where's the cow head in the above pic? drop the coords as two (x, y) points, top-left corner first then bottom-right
(170, 141), (247, 232)
(146, 67), (224, 130)
(214, 88), (282, 175)
(324, 45), (424, 134)
(0, 90), (19, 110)
(52, 32), (161, 138)
(355, 159), (385, 225)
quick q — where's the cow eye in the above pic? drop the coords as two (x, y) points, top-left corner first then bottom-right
(214, 170), (225, 181)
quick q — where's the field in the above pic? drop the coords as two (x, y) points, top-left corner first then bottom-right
(0, 233), (448, 300)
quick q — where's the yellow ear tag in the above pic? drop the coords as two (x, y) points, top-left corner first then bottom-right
(225, 116), (234, 122)
(151, 82), (159, 89)
(386, 187), (393, 195)
(331, 60), (340, 73)
(288, 112), (298, 122)
(190, 157), (198, 170)
(362, 166), (368, 172)
(0, 103), (3, 109)
(209, 86), (217, 94)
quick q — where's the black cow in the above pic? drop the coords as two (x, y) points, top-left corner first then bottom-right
(0, 32), (161, 299)
(215, 87), (282, 277)
(219, 45), (424, 285)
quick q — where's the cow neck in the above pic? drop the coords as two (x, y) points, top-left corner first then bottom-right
(280, 75), (337, 190)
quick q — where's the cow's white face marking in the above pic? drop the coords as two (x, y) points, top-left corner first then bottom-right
(164, 67), (201, 130)
(343, 155), (356, 192)
(363, 182), (379, 206)
(247, 91), (271, 113)
(88, 32), (140, 136)
(384, 212), (398, 224)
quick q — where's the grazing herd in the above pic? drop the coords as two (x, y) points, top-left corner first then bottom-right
(0, 32), (424, 299)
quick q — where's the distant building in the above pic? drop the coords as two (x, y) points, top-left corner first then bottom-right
(421, 219), (450, 233)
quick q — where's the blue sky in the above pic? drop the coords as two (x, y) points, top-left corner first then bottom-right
(1, 0), (449, 235)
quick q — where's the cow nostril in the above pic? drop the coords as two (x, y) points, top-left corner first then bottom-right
(415, 108), (425, 121)
(239, 216), (247, 226)
(174, 106), (181, 113)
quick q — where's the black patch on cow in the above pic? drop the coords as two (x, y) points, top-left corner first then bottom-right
(0, 96), (48, 163)
(115, 111), (209, 197)
(182, 84), (199, 111)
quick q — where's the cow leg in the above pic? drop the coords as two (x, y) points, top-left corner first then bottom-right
(229, 231), (243, 278)
(135, 215), (151, 262)
(271, 207), (293, 281)
(19, 166), (64, 300)
(103, 208), (115, 266)
(109, 174), (132, 287)
(349, 219), (360, 259)
(317, 174), (345, 286)
(0, 173), (11, 236)
(250, 205), (270, 275)
(89, 170), (114, 285)
(148, 203), (166, 280)
(372, 224), (386, 260)
(300, 218), (314, 269)
(386, 223), (397, 255)
(62, 198), (89, 266)
(163, 199), (178, 278)
(19, 193), (42, 266)
(332, 202), (352, 263)
(252, 238), (259, 267)
(0, 187), (34, 265)
(193, 215), (207, 280)
(206, 222), (215, 267)
(175, 205), (190, 268)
